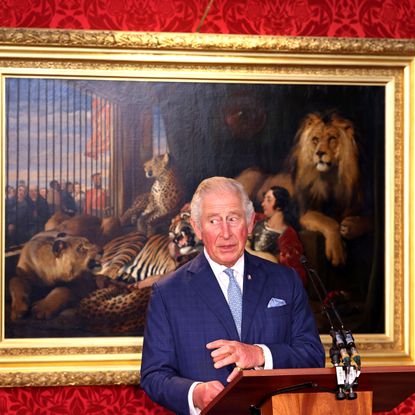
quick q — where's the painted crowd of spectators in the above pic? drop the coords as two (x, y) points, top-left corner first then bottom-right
(5, 173), (108, 248)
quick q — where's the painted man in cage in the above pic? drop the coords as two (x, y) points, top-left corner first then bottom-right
(85, 172), (109, 217)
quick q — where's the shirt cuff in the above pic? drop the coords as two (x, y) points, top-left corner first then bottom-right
(255, 344), (273, 370)
(188, 381), (202, 415)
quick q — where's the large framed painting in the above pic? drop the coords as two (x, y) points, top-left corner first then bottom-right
(0, 29), (414, 386)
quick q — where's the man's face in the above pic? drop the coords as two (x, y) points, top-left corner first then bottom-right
(17, 186), (26, 201)
(93, 174), (102, 189)
(191, 190), (254, 268)
(7, 187), (15, 198)
(29, 187), (38, 200)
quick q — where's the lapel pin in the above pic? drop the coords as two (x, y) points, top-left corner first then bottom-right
(247, 274), (252, 280)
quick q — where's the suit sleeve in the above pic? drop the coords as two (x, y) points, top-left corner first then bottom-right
(140, 282), (194, 415)
(266, 267), (326, 369)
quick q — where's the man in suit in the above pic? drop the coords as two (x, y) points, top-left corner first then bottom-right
(141, 177), (325, 415)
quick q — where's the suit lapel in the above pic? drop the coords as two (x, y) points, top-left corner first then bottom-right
(188, 254), (240, 339)
(241, 252), (267, 341)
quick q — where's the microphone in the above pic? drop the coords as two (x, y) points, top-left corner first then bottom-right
(301, 255), (361, 400)
(330, 329), (359, 400)
(331, 330), (350, 367)
(343, 330), (361, 369)
(329, 342), (346, 400)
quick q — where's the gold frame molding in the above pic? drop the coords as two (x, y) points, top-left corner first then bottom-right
(0, 28), (414, 387)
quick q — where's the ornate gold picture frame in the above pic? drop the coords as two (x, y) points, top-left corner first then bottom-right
(0, 29), (414, 387)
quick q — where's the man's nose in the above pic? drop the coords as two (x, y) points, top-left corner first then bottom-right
(221, 221), (231, 238)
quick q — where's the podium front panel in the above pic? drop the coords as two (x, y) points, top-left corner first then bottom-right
(202, 366), (415, 415)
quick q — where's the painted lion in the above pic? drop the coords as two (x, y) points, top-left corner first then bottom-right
(9, 232), (104, 321)
(236, 112), (372, 266)
(288, 112), (373, 266)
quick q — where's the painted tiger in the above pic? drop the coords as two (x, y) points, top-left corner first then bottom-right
(75, 231), (175, 335)
(120, 205), (204, 283)
(168, 205), (203, 266)
(77, 208), (202, 334)
(100, 231), (148, 279)
(119, 234), (177, 283)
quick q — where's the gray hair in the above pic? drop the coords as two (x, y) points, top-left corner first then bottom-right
(190, 176), (254, 228)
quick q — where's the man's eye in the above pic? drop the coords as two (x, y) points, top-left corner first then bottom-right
(210, 219), (219, 224)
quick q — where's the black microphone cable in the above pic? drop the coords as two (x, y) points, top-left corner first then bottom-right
(301, 255), (345, 329)
(301, 255), (361, 400)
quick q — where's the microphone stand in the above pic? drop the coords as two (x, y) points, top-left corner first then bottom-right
(301, 256), (361, 400)
(250, 257), (362, 415)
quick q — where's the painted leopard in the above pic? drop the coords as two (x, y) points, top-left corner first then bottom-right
(120, 153), (184, 236)
(78, 283), (152, 334)
(119, 193), (149, 227)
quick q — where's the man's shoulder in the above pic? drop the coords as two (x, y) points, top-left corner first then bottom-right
(155, 253), (205, 289)
(245, 250), (284, 270)
(245, 251), (300, 283)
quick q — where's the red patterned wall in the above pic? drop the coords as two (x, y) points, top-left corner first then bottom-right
(0, 0), (414, 37)
(1, 0), (414, 414)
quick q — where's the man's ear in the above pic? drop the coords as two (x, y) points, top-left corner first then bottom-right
(190, 217), (203, 241)
(247, 212), (255, 234)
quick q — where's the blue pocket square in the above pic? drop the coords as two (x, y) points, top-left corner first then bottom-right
(267, 298), (286, 308)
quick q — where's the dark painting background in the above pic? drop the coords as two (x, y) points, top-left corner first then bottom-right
(5, 79), (385, 338)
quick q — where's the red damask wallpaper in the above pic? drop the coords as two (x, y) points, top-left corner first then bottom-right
(0, 385), (174, 415)
(0, 383), (414, 415)
(1, 0), (415, 414)
(0, 0), (414, 37)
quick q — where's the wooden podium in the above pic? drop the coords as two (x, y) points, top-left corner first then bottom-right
(202, 366), (415, 415)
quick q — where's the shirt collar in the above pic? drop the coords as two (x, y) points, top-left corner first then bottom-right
(203, 248), (245, 279)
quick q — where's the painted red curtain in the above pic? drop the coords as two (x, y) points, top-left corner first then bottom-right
(85, 98), (112, 160)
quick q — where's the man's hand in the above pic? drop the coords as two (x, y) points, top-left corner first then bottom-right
(206, 339), (265, 383)
(193, 381), (224, 411)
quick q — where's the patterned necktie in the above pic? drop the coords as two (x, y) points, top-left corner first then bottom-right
(224, 268), (242, 338)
